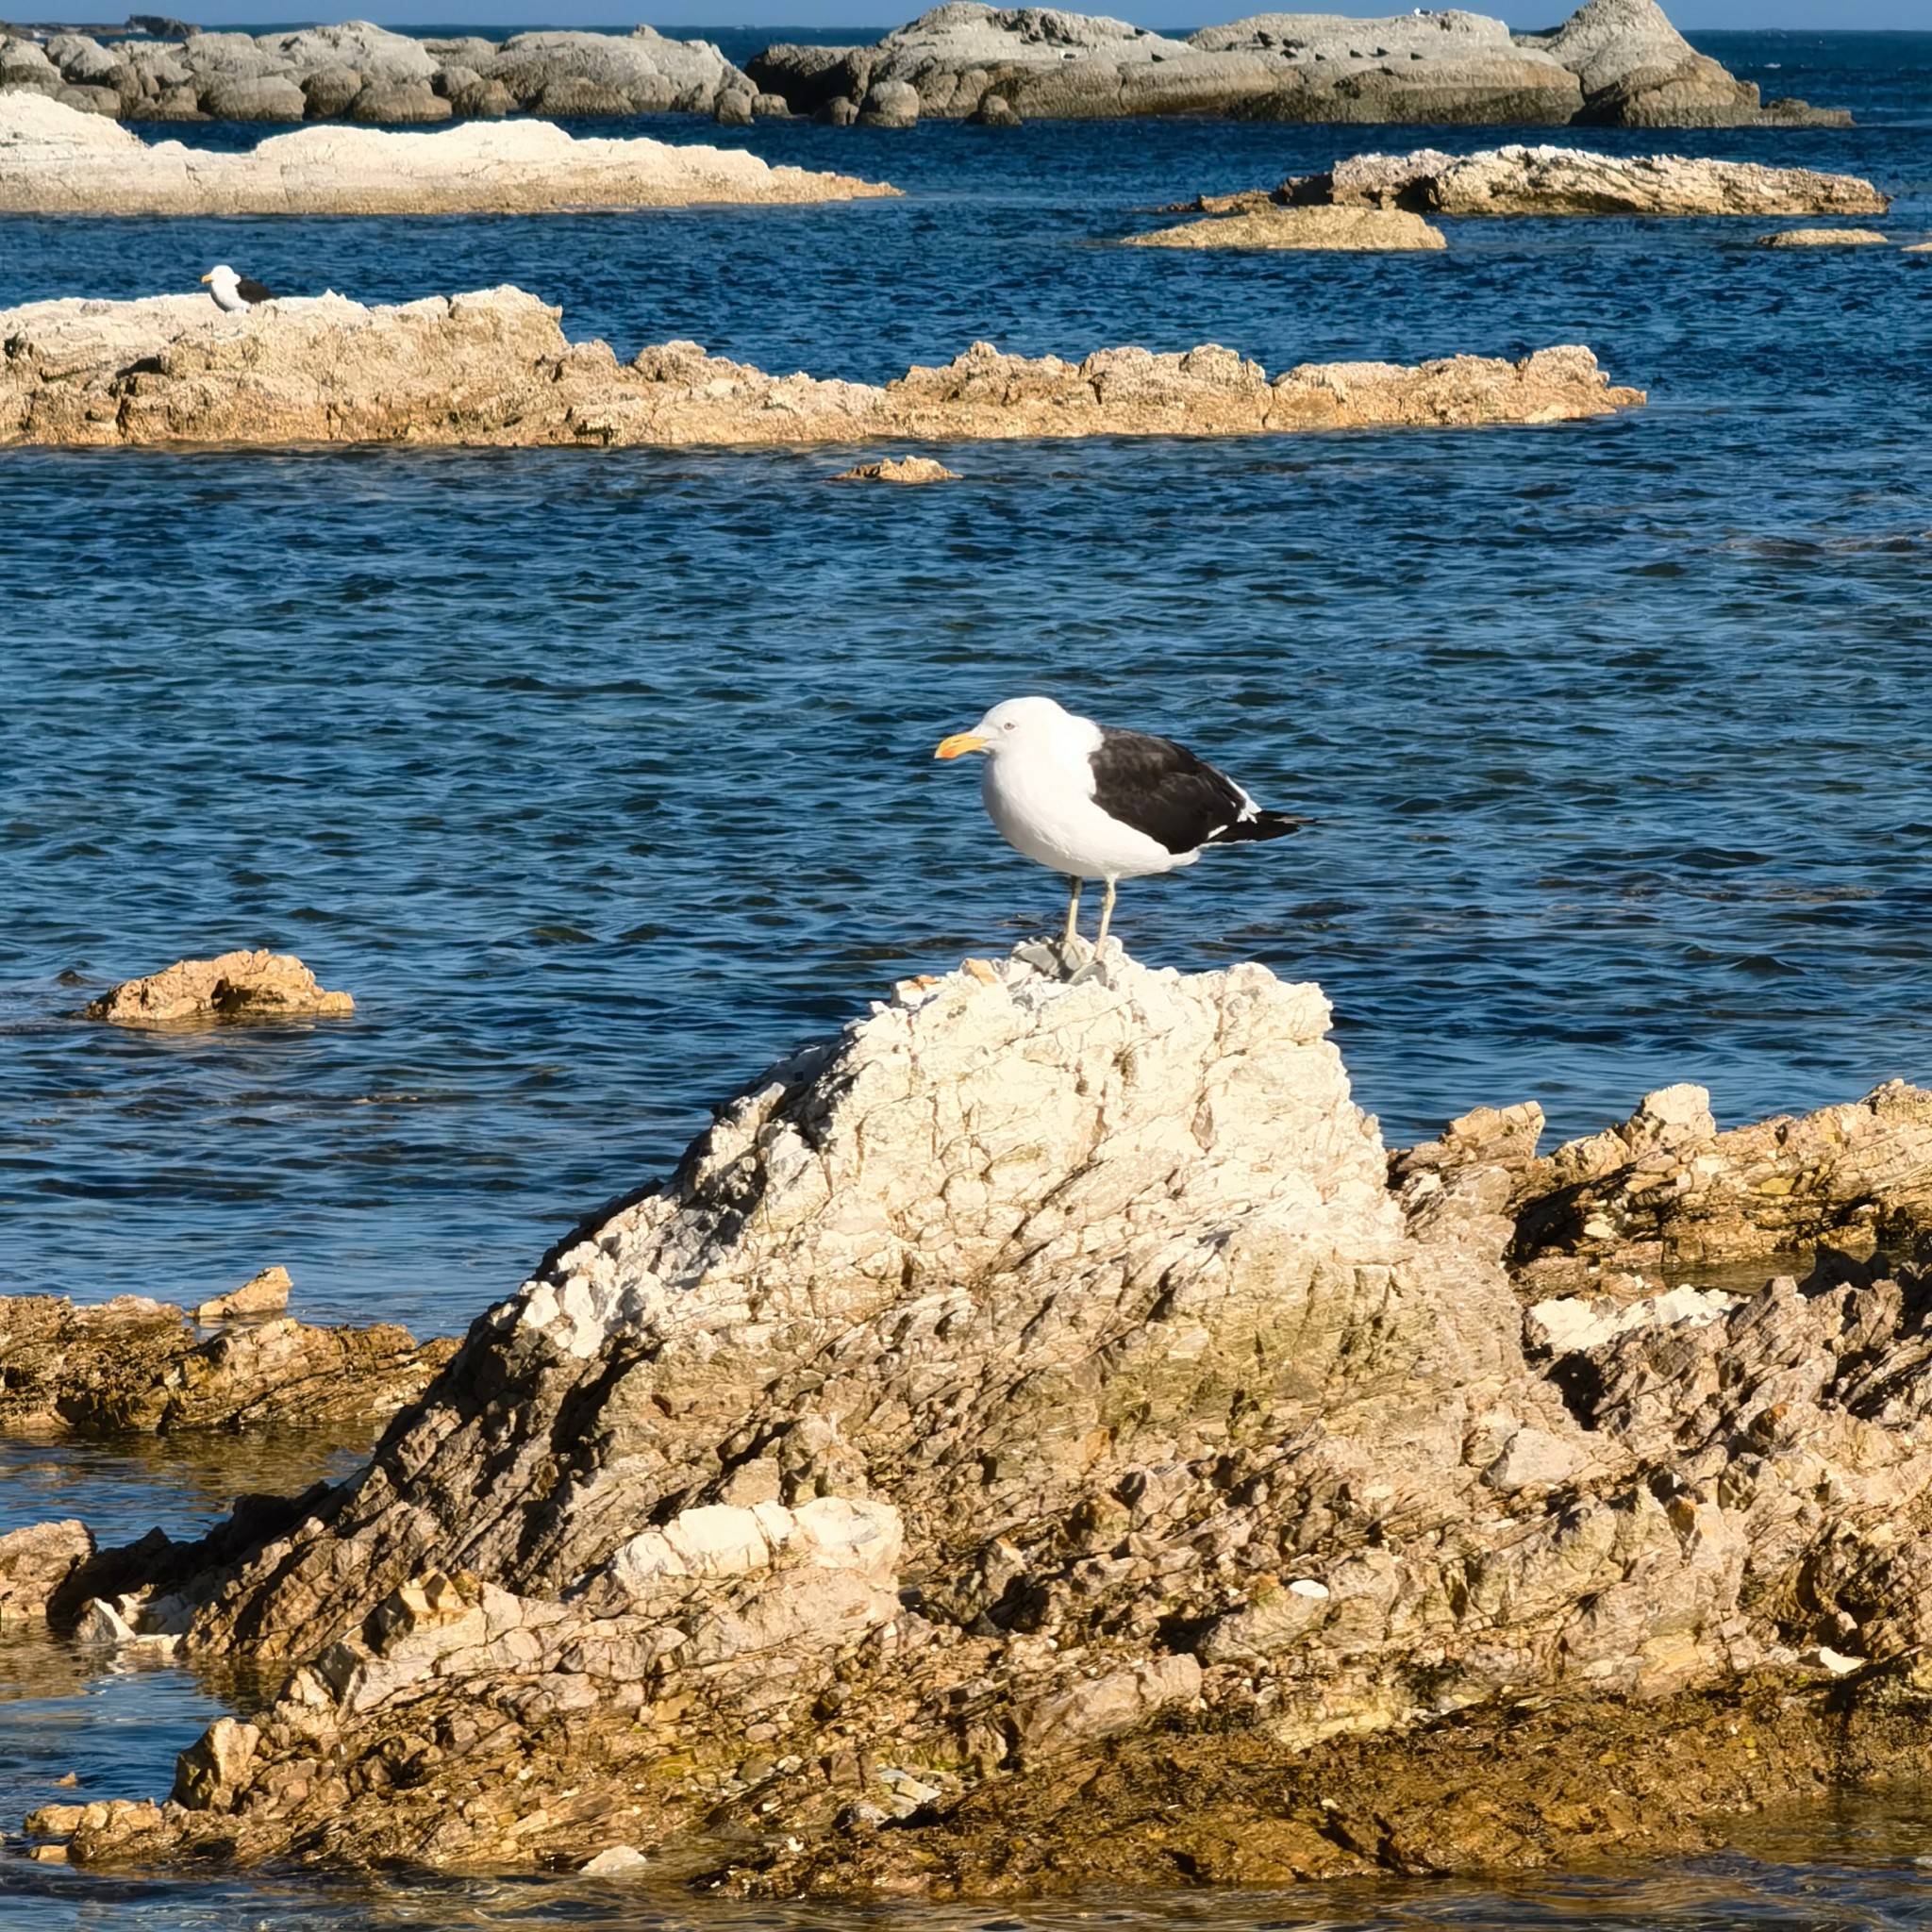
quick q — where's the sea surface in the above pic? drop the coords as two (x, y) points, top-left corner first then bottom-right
(1, 30), (1931, 1928)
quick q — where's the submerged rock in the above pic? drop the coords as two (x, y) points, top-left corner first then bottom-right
(41, 945), (1932, 1889)
(832, 456), (961, 482)
(1758, 226), (1890, 247)
(746, 0), (1848, 126)
(0, 92), (895, 215)
(1279, 142), (1890, 216)
(1129, 204), (1445, 250)
(0, 1292), (455, 1434)
(0, 287), (1643, 450)
(84, 949), (352, 1024)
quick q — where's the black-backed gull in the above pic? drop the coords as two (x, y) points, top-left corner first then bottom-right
(935, 694), (1305, 958)
(201, 266), (275, 312)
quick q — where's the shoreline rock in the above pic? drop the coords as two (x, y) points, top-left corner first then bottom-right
(0, 286), (1642, 450)
(747, 0), (1849, 127)
(832, 456), (962, 482)
(84, 950), (352, 1024)
(1259, 143), (1891, 217)
(0, 92), (893, 215)
(32, 943), (1932, 1889)
(1129, 205), (1445, 251)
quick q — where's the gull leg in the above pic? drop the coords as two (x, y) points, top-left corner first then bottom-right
(1094, 877), (1118, 953)
(1060, 876), (1083, 957)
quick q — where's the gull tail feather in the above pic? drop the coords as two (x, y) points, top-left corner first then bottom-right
(1208, 811), (1309, 845)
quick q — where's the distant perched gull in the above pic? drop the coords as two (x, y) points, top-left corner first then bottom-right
(935, 695), (1306, 958)
(200, 265), (275, 312)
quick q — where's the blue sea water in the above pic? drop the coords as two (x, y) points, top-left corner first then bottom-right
(0, 35), (1930, 1927)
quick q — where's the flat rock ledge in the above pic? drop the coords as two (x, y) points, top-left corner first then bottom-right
(1188, 143), (1890, 219)
(0, 287), (1642, 451)
(84, 949), (352, 1024)
(0, 92), (892, 215)
(30, 943), (1932, 1889)
(1130, 205), (1444, 251)
(748, 0), (1849, 127)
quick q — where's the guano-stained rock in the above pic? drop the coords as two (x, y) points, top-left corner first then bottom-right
(0, 287), (1643, 450)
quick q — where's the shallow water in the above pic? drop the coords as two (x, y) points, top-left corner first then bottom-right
(1, 32), (1930, 1925)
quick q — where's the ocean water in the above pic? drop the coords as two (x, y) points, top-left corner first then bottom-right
(1, 33), (1931, 1926)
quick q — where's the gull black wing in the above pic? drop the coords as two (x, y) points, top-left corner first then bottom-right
(1090, 726), (1303, 856)
(237, 278), (275, 305)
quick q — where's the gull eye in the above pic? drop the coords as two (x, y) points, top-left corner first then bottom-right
(1003, 721), (1016, 731)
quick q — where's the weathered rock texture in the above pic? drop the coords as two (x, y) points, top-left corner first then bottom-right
(0, 19), (762, 125)
(199, 1267), (295, 1322)
(85, 950), (352, 1024)
(0, 1520), (93, 1621)
(0, 92), (891, 214)
(0, 1293), (456, 1435)
(0, 287), (1641, 451)
(1129, 205), (1445, 250)
(1272, 143), (1890, 216)
(832, 456), (962, 481)
(747, 0), (1847, 126)
(1758, 226), (1890, 248)
(35, 947), (1932, 1890)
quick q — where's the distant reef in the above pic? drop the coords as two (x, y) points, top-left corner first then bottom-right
(0, 0), (1852, 129)
(0, 284), (1644, 451)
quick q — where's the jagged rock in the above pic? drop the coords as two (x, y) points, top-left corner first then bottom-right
(1129, 205), (1444, 250)
(832, 456), (960, 482)
(197, 1265), (293, 1321)
(0, 1520), (93, 1621)
(1280, 143), (1889, 216)
(0, 284), (1642, 450)
(172, 1716), (260, 1808)
(0, 92), (891, 215)
(0, 1291), (454, 1434)
(47, 950), (1932, 1890)
(83, 948), (352, 1024)
(1759, 226), (1890, 247)
(1517, 0), (1844, 125)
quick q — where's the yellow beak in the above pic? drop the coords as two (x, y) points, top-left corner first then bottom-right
(934, 732), (989, 760)
(199, 273), (212, 284)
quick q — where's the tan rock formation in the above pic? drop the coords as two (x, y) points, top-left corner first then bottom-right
(833, 455), (960, 481)
(1129, 204), (1445, 250)
(0, 286), (1643, 451)
(1282, 142), (1889, 216)
(84, 949), (352, 1023)
(0, 1520), (93, 1621)
(0, 1292), (455, 1434)
(0, 92), (892, 215)
(34, 945), (1932, 1890)
(1758, 226), (1890, 247)
(197, 1266), (294, 1322)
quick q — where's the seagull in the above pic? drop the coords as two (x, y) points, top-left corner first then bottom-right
(200, 265), (275, 313)
(935, 695), (1307, 960)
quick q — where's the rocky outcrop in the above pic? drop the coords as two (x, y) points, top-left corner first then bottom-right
(0, 286), (1642, 451)
(84, 949), (352, 1024)
(832, 456), (961, 482)
(0, 1292), (456, 1435)
(1514, 0), (1840, 126)
(1759, 226), (1890, 248)
(0, 92), (891, 215)
(1273, 143), (1890, 217)
(746, 0), (1848, 126)
(34, 945), (1932, 1888)
(1129, 205), (1444, 250)
(198, 1267), (294, 1321)
(0, 19), (762, 125)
